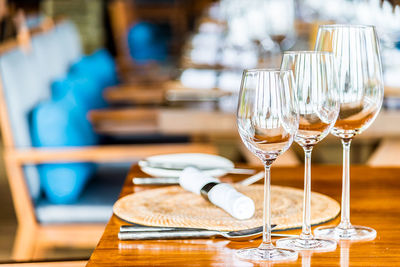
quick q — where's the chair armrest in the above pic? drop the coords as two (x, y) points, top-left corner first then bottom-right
(6, 144), (217, 164)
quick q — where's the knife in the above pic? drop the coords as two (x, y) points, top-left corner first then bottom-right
(133, 177), (181, 185)
(140, 160), (255, 174)
(133, 171), (264, 185)
(118, 224), (298, 241)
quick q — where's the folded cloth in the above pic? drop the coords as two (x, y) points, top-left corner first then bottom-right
(179, 167), (255, 220)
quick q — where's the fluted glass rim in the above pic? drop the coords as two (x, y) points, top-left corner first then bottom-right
(318, 24), (375, 30)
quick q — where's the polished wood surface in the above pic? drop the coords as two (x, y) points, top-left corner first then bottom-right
(87, 165), (400, 266)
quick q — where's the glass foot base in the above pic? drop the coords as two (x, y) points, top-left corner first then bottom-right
(236, 247), (298, 262)
(276, 237), (337, 252)
(314, 225), (376, 241)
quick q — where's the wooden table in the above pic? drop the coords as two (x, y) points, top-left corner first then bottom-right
(90, 107), (400, 139)
(87, 165), (400, 266)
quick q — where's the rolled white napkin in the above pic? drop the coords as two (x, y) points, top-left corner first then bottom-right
(179, 167), (255, 220)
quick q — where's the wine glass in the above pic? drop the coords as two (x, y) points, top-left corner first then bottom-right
(276, 51), (339, 251)
(236, 69), (299, 261)
(313, 25), (384, 241)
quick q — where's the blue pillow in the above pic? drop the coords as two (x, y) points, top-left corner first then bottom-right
(31, 96), (98, 204)
(70, 49), (118, 88)
(51, 73), (106, 112)
(127, 22), (167, 64)
(32, 95), (98, 147)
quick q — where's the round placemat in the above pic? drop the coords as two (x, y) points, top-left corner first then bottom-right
(113, 185), (340, 231)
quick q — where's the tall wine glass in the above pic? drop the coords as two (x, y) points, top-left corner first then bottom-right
(236, 69), (299, 261)
(314, 25), (384, 241)
(276, 51), (339, 251)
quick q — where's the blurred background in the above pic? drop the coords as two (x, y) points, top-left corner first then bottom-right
(0, 0), (399, 264)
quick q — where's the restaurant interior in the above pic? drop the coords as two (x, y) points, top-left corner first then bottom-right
(0, 0), (400, 266)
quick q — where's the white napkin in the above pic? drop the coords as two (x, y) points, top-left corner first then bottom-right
(179, 167), (255, 220)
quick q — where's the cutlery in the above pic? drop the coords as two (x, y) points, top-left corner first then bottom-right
(140, 160), (255, 174)
(133, 170), (264, 186)
(237, 171), (264, 185)
(120, 225), (213, 232)
(118, 225), (297, 241)
(132, 177), (181, 185)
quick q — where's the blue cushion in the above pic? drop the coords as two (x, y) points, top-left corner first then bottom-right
(127, 22), (167, 64)
(31, 96), (98, 204)
(51, 73), (106, 112)
(70, 49), (118, 89)
(31, 97), (98, 147)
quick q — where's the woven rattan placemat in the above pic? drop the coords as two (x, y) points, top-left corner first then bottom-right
(113, 185), (340, 231)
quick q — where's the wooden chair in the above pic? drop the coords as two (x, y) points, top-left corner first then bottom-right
(0, 22), (216, 261)
(107, 0), (136, 70)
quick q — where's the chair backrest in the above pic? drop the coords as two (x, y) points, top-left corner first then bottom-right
(108, 0), (137, 65)
(0, 21), (83, 147)
(0, 20), (83, 201)
(0, 48), (48, 147)
(54, 21), (83, 67)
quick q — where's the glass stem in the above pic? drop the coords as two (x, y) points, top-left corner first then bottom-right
(301, 146), (313, 240)
(260, 162), (274, 250)
(339, 138), (352, 229)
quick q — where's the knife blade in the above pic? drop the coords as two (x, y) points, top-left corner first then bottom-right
(140, 160), (255, 174)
